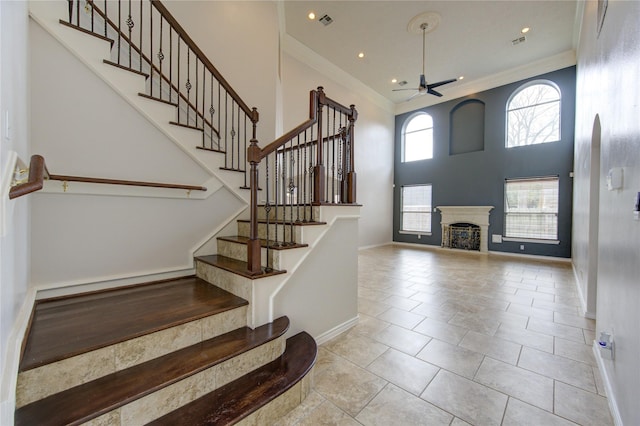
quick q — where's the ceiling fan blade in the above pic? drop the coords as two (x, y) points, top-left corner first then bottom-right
(427, 88), (444, 97)
(405, 91), (423, 102)
(393, 88), (420, 92)
(427, 78), (457, 90)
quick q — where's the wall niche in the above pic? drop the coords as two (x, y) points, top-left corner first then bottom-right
(450, 99), (485, 155)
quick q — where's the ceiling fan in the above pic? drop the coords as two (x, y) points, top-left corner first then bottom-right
(394, 22), (457, 100)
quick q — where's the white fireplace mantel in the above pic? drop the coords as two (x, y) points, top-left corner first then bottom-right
(437, 206), (494, 252)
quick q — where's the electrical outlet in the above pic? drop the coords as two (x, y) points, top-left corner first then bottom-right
(520, 244), (525, 250)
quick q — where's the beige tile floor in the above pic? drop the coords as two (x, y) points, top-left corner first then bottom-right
(276, 245), (613, 426)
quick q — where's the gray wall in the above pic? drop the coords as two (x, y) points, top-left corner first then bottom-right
(393, 67), (576, 258)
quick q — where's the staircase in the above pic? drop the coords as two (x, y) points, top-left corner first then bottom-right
(15, 277), (316, 425)
(16, 1), (361, 423)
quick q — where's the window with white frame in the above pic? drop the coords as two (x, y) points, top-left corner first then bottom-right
(401, 185), (432, 233)
(506, 82), (561, 148)
(402, 113), (433, 162)
(504, 177), (559, 240)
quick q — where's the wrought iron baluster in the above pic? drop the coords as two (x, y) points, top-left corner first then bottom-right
(201, 63), (205, 131)
(149, 1), (153, 96)
(209, 75), (215, 149)
(157, 16), (163, 98)
(127, 0), (133, 68)
(264, 154), (271, 271)
(274, 153), (279, 247)
(332, 107), (336, 203)
(117, 0), (121, 65)
(288, 138), (295, 245)
(103, 0), (107, 36)
(176, 36), (180, 121)
(296, 134), (301, 222)
(224, 92), (228, 168)
(186, 49), (191, 125)
(195, 59), (199, 128)
(243, 115), (248, 186)
(230, 102), (235, 168)
(303, 129), (308, 222)
(139, 0), (142, 73)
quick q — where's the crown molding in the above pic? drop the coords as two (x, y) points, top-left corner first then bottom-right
(395, 49), (577, 115)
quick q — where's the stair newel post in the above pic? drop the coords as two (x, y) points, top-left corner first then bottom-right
(313, 87), (325, 204)
(346, 104), (358, 204)
(247, 138), (262, 275)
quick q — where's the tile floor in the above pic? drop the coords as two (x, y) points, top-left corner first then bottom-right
(276, 245), (613, 426)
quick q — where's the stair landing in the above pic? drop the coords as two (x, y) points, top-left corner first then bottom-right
(20, 276), (248, 371)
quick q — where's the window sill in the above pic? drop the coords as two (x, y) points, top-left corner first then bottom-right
(502, 237), (560, 245)
(399, 231), (432, 237)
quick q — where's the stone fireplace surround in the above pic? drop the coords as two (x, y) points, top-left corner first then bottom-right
(437, 206), (494, 252)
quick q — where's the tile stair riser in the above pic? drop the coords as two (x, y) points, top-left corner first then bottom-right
(196, 260), (254, 303)
(237, 221), (302, 242)
(217, 239), (282, 270)
(15, 305), (248, 408)
(72, 337), (286, 426)
(235, 362), (315, 425)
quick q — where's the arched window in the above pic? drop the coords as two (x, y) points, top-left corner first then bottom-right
(402, 113), (433, 162)
(506, 81), (560, 148)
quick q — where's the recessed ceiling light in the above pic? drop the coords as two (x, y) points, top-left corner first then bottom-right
(458, 76), (464, 80)
(391, 78), (397, 83)
(521, 27), (530, 34)
(308, 12), (316, 20)
(358, 52), (365, 59)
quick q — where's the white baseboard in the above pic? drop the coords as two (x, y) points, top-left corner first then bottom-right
(0, 287), (37, 426)
(592, 342), (623, 426)
(314, 316), (359, 346)
(35, 267), (195, 300)
(358, 241), (393, 251)
(572, 263), (596, 319)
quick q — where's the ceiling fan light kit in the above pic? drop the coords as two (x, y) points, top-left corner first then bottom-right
(395, 12), (457, 101)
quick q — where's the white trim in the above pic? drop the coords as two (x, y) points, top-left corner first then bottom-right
(502, 237), (561, 245)
(0, 151), (19, 237)
(592, 343), (623, 426)
(34, 267), (195, 299)
(358, 242), (393, 251)
(395, 50), (576, 115)
(488, 250), (571, 263)
(0, 287), (37, 426)
(572, 262), (596, 319)
(314, 315), (359, 345)
(398, 231), (432, 237)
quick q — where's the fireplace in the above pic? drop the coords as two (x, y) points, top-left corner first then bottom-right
(437, 206), (493, 252)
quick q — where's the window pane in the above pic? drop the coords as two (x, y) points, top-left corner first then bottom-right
(401, 185), (432, 233)
(507, 83), (561, 148)
(504, 178), (559, 240)
(403, 114), (433, 162)
(405, 128), (433, 161)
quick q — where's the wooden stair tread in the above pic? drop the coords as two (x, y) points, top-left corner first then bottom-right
(20, 277), (248, 371)
(218, 235), (308, 250)
(147, 331), (317, 426)
(14, 317), (290, 426)
(196, 255), (287, 279)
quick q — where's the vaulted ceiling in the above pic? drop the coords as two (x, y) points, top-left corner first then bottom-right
(283, 1), (580, 112)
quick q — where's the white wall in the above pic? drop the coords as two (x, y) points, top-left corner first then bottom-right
(163, 0), (279, 144)
(573, 1), (640, 424)
(29, 19), (245, 289)
(0, 1), (31, 422)
(281, 51), (394, 248)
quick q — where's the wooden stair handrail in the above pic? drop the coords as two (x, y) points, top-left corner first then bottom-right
(8, 155), (207, 198)
(48, 174), (207, 192)
(9, 155), (49, 199)
(246, 87), (358, 275)
(150, 0), (258, 123)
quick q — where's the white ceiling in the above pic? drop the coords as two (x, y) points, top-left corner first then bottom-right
(283, 1), (580, 112)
